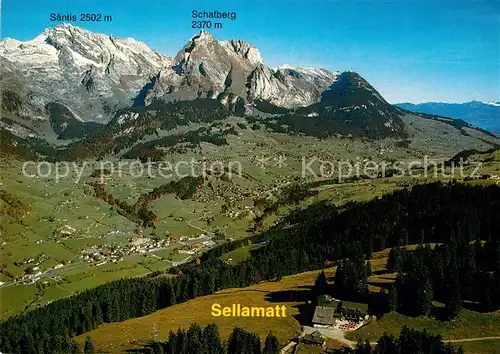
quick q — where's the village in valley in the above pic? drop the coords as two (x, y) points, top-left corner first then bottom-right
(2, 142), (499, 321)
(6, 227), (219, 288)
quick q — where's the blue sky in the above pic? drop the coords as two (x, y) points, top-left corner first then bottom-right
(2, 0), (499, 103)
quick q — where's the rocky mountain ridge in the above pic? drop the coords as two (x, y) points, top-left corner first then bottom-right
(1, 25), (339, 124)
(1, 24), (170, 122)
(127, 30), (341, 111)
(2, 24), (498, 156)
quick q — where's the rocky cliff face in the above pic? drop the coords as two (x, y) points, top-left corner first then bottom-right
(132, 30), (339, 111)
(141, 30), (263, 106)
(1, 25), (339, 122)
(1, 26), (498, 155)
(247, 64), (339, 108)
(1, 24), (170, 122)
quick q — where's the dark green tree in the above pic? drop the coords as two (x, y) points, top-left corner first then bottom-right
(186, 323), (203, 354)
(388, 286), (398, 312)
(376, 333), (398, 354)
(387, 247), (404, 273)
(365, 260), (372, 277)
(83, 336), (96, 354)
(262, 331), (279, 354)
(202, 323), (224, 354)
(314, 270), (328, 298)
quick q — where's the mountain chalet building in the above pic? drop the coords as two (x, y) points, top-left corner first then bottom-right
(312, 295), (369, 330)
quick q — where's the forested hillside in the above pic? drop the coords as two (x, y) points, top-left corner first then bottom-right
(1, 182), (499, 353)
(331, 326), (463, 354)
(145, 324), (279, 354)
(140, 323), (463, 354)
(1, 99), (232, 162)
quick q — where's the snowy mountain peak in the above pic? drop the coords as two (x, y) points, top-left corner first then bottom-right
(195, 30), (215, 40)
(175, 31), (262, 67)
(275, 64), (340, 79)
(1, 25), (342, 122)
(0, 25), (171, 121)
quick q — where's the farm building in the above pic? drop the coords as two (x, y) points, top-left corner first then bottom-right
(312, 295), (368, 328)
(301, 331), (326, 346)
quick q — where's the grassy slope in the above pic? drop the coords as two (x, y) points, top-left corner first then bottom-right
(76, 245), (500, 354)
(457, 339), (500, 354)
(2, 120), (499, 323)
(353, 245), (500, 346)
(346, 310), (500, 342)
(75, 267), (337, 353)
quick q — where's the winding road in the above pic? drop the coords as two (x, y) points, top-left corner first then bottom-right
(445, 337), (500, 343)
(185, 217), (214, 236)
(299, 326), (500, 350)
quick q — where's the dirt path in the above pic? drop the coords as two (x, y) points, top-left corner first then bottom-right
(302, 326), (500, 349)
(302, 326), (360, 347)
(279, 341), (297, 354)
(445, 337), (500, 343)
(185, 218), (213, 236)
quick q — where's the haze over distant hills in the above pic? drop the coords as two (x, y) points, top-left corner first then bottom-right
(395, 101), (500, 134)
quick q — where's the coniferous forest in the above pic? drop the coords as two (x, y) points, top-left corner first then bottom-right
(329, 326), (464, 354)
(140, 323), (463, 354)
(0, 182), (499, 353)
(145, 324), (279, 354)
(387, 241), (499, 318)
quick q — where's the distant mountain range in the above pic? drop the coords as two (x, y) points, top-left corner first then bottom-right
(0, 25), (338, 123)
(395, 101), (500, 134)
(0, 24), (408, 141)
(0, 24), (499, 160)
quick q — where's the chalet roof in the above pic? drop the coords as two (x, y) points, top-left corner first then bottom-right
(341, 301), (369, 314)
(302, 331), (325, 345)
(312, 305), (341, 325)
(311, 330), (323, 338)
(317, 295), (341, 309)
